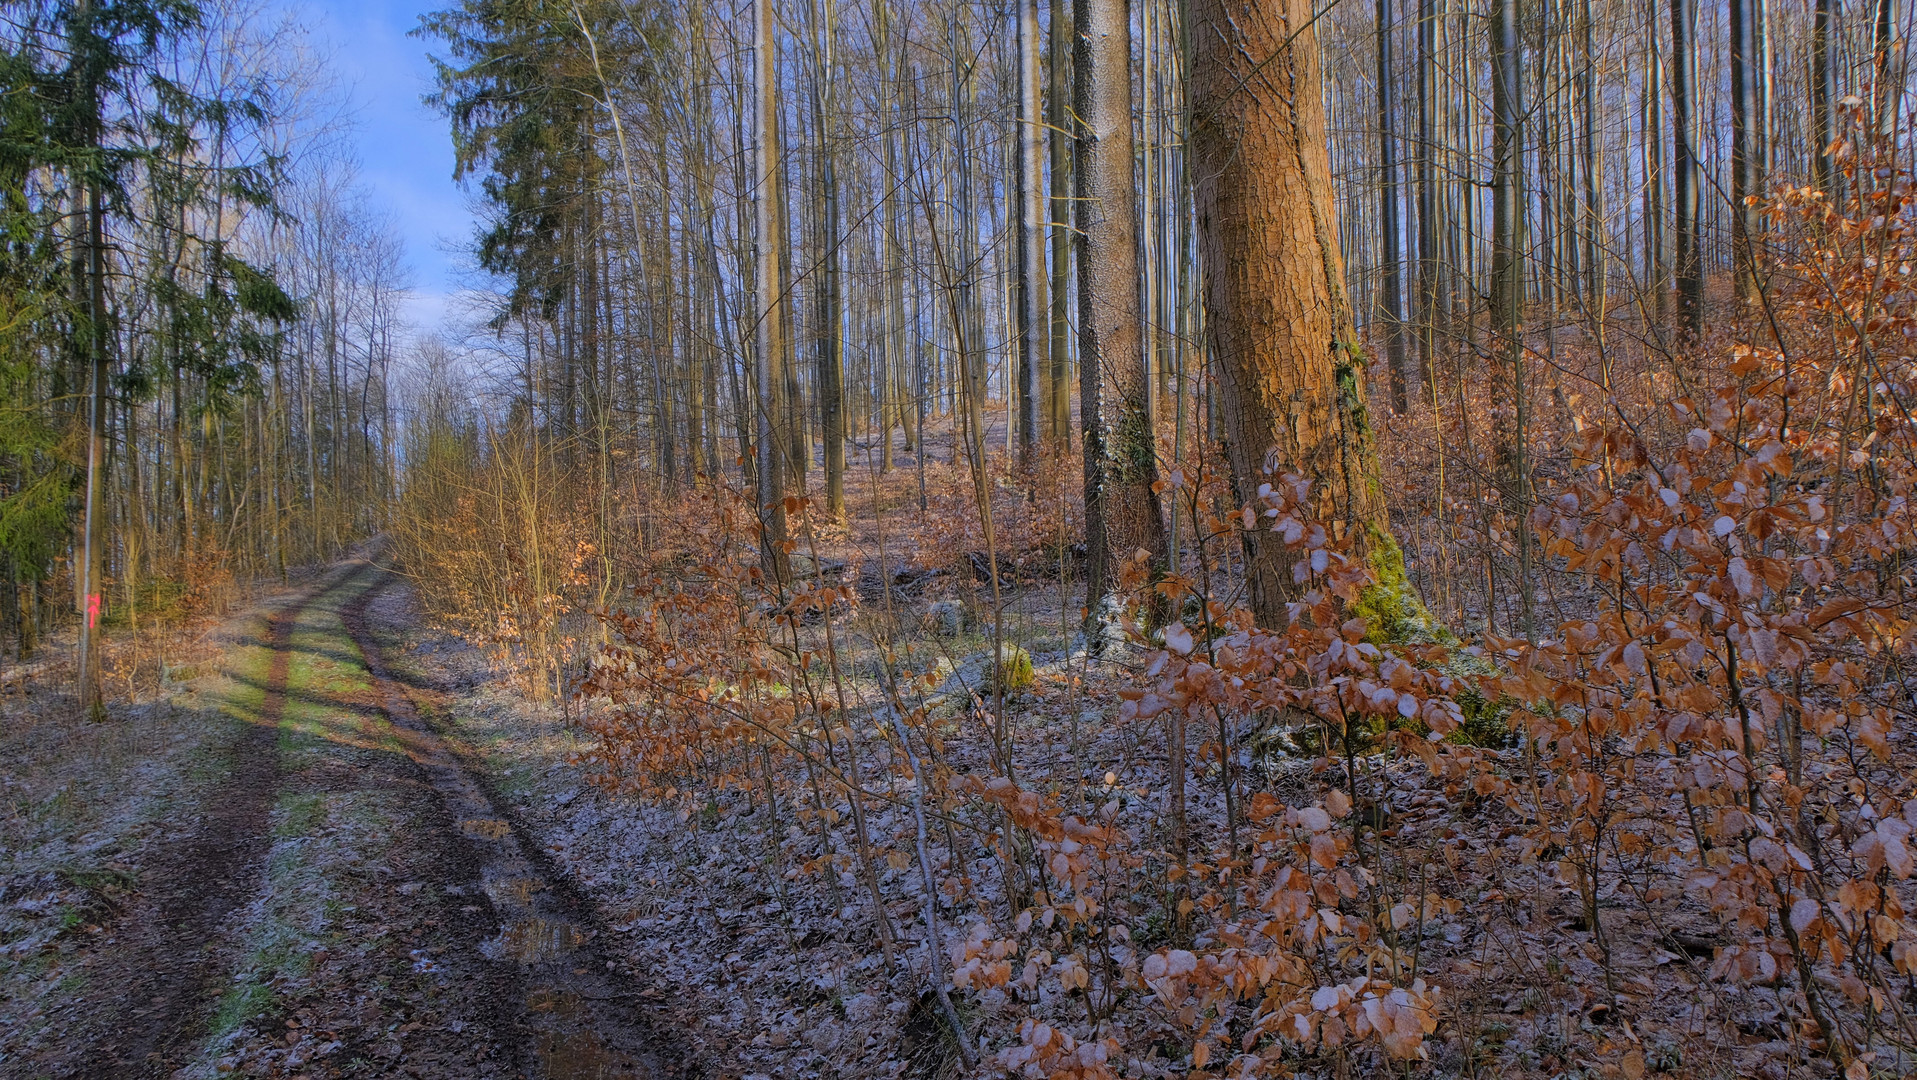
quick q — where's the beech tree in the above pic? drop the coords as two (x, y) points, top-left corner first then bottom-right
(1075, 0), (1166, 623)
(1186, 0), (1399, 631)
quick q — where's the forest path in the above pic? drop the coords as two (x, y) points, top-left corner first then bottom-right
(33, 557), (672, 1079)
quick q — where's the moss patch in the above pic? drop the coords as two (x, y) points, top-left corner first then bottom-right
(1352, 527), (1440, 645)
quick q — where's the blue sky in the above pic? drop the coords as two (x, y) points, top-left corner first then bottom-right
(293, 0), (479, 338)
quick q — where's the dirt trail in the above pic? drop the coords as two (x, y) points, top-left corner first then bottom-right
(45, 597), (296, 1077)
(339, 564), (670, 1080)
(12, 559), (675, 1079)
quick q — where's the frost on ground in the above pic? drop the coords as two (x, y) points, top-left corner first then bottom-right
(383, 580), (972, 1080)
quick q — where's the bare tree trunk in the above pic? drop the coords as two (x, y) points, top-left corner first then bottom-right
(948, 15), (987, 473)
(1645, 17), (1669, 325)
(1077, 0), (1169, 625)
(1377, 0), (1410, 414)
(1015, 0), (1046, 470)
(1814, 0), (1834, 193)
(754, 0), (792, 581)
(73, 0), (108, 714)
(1580, 0), (1603, 321)
(1673, 0), (1702, 334)
(1492, 0), (1535, 642)
(1416, 0), (1438, 391)
(1877, 0), (1896, 129)
(1187, 0), (1397, 629)
(810, 0), (846, 519)
(1048, 0), (1073, 447)
(877, 0), (905, 473)
(1731, 0), (1759, 302)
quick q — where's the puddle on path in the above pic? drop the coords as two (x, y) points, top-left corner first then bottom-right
(484, 915), (588, 963)
(460, 817), (512, 840)
(528, 987), (645, 1079)
(344, 569), (662, 1077)
(484, 875), (546, 907)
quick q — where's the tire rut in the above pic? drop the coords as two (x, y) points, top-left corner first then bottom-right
(338, 562), (675, 1080)
(43, 593), (301, 1078)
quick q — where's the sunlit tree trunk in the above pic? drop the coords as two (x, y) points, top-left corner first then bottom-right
(1187, 0), (1393, 628)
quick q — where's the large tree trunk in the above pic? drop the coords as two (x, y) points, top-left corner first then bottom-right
(72, 0), (107, 714)
(1076, 0), (1168, 623)
(1187, 0), (1396, 630)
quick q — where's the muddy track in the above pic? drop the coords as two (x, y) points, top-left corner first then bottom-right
(45, 592), (302, 1078)
(338, 562), (676, 1080)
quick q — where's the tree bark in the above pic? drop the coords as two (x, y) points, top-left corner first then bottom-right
(1730, 0), (1760, 302)
(754, 0), (792, 581)
(810, 0), (846, 519)
(1187, 0), (1397, 629)
(1672, 0), (1702, 335)
(1076, 0), (1168, 623)
(1015, 0), (1046, 470)
(1376, 0), (1410, 414)
(1813, 0), (1833, 194)
(1416, 0), (1438, 390)
(1491, 0), (1535, 641)
(1048, 0), (1073, 448)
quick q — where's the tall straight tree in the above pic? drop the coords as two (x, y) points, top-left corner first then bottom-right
(1187, 0), (1399, 629)
(754, 0), (791, 580)
(1375, 0), (1409, 414)
(1415, 0), (1438, 389)
(1579, 0), (1602, 318)
(1672, 0), (1702, 333)
(1047, 0), (1072, 446)
(947, 14), (986, 472)
(1730, 0), (1760, 301)
(1644, 17), (1668, 324)
(808, 0), (845, 519)
(1076, 0), (1168, 621)
(1015, 0), (1046, 468)
(1813, 0), (1834, 194)
(71, 0), (110, 714)
(1490, 0), (1534, 638)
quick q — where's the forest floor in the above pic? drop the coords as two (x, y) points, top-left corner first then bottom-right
(0, 556), (684, 1079)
